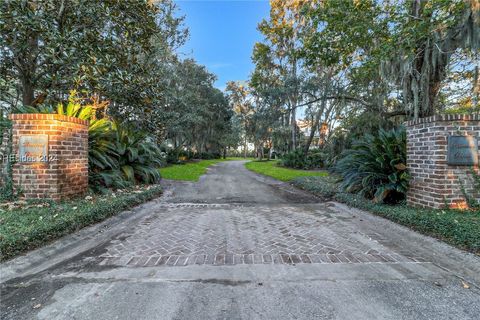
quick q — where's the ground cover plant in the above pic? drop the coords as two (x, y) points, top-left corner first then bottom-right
(0, 186), (162, 261)
(293, 176), (480, 254)
(245, 160), (328, 182)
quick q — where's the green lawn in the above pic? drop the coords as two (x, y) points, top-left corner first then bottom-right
(160, 157), (255, 181)
(159, 159), (224, 181)
(245, 160), (328, 182)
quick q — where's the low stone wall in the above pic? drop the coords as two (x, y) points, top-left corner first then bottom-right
(9, 114), (89, 201)
(405, 114), (480, 209)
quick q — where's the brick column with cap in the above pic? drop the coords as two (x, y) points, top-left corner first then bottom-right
(9, 114), (89, 201)
(405, 114), (480, 209)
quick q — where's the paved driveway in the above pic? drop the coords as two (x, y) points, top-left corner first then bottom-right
(1, 161), (479, 319)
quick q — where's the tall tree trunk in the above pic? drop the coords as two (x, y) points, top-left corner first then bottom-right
(291, 107), (296, 151)
(243, 132), (247, 158)
(473, 65), (479, 109)
(21, 77), (35, 106)
(304, 70), (332, 154)
(304, 113), (320, 156)
(18, 30), (40, 107)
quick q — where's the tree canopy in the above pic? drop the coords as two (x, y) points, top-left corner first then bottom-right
(244, 0), (479, 157)
(0, 0), (237, 155)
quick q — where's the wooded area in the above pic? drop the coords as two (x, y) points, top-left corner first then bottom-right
(227, 0), (479, 161)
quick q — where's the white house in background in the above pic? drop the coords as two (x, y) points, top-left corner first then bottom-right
(297, 119), (330, 147)
(297, 119), (322, 138)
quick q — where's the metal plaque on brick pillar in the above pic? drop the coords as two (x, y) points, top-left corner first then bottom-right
(19, 135), (49, 162)
(447, 136), (478, 166)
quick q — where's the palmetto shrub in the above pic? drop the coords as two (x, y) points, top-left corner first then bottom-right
(110, 122), (162, 185)
(280, 149), (324, 170)
(334, 127), (410, 204)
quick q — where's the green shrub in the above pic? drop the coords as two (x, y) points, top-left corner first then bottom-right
(194, 152), (221, 160)
(0, 117), (16, 201)
(178, 149), (194, 160)
(280, 149), (324, 170)
(113, 122), (163, 184)
(88, 122), (163, 189)
(334, 127), (409, 203)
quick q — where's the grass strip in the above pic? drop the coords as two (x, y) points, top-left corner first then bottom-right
(245, 160), (328, 182)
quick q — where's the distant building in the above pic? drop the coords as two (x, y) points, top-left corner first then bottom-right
(297, 119), (329, 146)
(297, 119), (319, 137)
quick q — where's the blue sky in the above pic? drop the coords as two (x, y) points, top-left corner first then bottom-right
(176, 0), (270, 90)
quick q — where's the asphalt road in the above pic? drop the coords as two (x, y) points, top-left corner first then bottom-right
(1, 160), (479, 320)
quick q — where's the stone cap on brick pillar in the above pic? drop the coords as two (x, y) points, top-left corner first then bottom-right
(9, 113), (89, 126)
(405, 114), (480, 127)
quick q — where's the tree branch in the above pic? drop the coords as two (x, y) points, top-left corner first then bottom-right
(294, 94), (373, 109)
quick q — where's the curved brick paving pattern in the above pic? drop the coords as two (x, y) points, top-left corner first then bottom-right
(96, 203), (426, 267)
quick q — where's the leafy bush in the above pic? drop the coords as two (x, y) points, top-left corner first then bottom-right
(87, 122), (163, 190)
(178, 149), (194, 160)
(161, 148), (180, 164)
(334, 127), (409, 203)
(113, 123), (162, 184)
(0, 117), (16, 201)
(280, 149), (324, 170)
(194, 152), (221, 160)
(321, 132), (350, 167)
(161, 148), (196, 164)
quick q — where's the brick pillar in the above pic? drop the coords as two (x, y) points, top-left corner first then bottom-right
(405, 114), (480, 209)
(9, 114), (89, 201)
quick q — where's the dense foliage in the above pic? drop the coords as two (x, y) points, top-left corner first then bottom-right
(334, 127), (409, 204)
(0, 0), (239, 166)
(231, 0), (478, 165)
(94, 123), (163, 189)
(280, 149), (324, 170)
(233, 0), (477, 205)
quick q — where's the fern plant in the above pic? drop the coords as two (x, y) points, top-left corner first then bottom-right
(334, 127), (410, 204)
